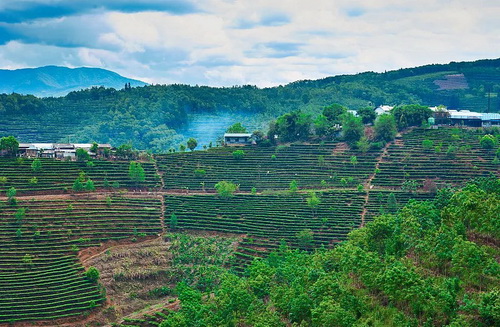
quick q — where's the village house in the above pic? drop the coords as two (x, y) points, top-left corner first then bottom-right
(224, 133), (253, 146)
(17, 143), (112, 159)
(375, 105), (394, 115)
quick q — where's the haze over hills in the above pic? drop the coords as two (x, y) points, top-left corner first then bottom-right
(0, 66), (147, 97)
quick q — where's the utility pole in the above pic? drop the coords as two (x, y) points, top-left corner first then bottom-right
(487, 85), (491, 113)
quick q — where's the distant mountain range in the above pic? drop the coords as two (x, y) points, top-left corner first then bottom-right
(0, 66), (147, 97)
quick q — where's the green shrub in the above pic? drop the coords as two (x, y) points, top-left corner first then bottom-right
(31, 158), (42, 172)
(215, 181), (238, 199)
(194, 169), (206, 178)
(422, 139), (434, 150)
(85, 266), (100, 283)
(480, 134), (498, 149)
(232, 150), (245, 160)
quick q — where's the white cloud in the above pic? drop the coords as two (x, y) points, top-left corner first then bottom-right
(0, 0), (499, 86)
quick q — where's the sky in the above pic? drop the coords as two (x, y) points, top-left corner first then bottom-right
(0, 0), (499, 87)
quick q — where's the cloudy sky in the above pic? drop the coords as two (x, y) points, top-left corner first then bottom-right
(0, 0), (498, 87)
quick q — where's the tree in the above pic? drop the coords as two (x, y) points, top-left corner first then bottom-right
(6, 187), (16, 205)
(85, 179), (95, 191)
(356, 137), (370, 153)
(129, 161), (146, 185)
(6, 187), (16, 199)
(392, 104), (433, 130)
(179, 144), (186, 152)
(0, 136), (19, 157)
(323, 103), (347, 124)
(401, 180), (419, 193)
(115, 144), (134, 159)
(350, 155), (358, 167)
(187, 138), (198, 151)
(271, 111), (312, 142)
(90, 142), (99, 154)
(76, 148), (90, 161)
(306, 192), (321, 217)
(422, 139), (434, 151)
(342, 112), (364, 145)
(31, 158), (42, 172)
(387, 193), (398, 213)
(232, 150), (245, 160)
(214, 181), (238, 199)
(289, 180), (298, 193)
(296, 229), (314, 249)
(480, 134), (497, 149)
(252, 130), (264, 144)
(85, 266), (100, 283)
(227, 122), (247, 133)
(451, 240), (488, 284)
(357, 106), (377, 124)
(374, 114), (397, 142)
(72, 178), (84, 192)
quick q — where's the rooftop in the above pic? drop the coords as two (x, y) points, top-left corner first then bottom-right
(224, 133), (252, 137)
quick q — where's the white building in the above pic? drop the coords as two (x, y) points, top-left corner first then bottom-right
(375, 105), (393, 115)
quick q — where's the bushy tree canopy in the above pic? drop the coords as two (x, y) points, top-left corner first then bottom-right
(374, 114), (397, 142)
(226, 122), (247, 133)
(0, 136), (19, 157)
(392, 104), (433, 130)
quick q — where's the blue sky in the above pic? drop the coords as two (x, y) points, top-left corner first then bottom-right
(0, 0), (498, 86)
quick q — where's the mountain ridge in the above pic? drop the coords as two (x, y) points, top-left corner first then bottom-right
(0, 65), (147, 97)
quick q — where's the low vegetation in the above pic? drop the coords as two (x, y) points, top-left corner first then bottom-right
(127, 178), (500, 327)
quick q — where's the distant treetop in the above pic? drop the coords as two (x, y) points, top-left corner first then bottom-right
(226, 123), (247, 133)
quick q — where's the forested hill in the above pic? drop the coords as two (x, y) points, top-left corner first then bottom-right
(0, 58), (499, 151)
(0, 66), (146, 97)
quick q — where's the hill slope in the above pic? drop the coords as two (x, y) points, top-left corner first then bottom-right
(0, 58), (499, 150)
(0, 66), (147, 97)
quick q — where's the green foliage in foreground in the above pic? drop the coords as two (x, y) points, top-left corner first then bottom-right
(158, 178), (499, 327)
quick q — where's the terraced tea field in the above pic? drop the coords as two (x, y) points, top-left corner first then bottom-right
(0, 196), (162, 323)
(165, 191), (365, 270)
(157, 143), (379, 191)
(1, 127), (498, 325)
(372, 128), (499, 188)
(363, 190), (436, 222)
(0, 158), (160, 194)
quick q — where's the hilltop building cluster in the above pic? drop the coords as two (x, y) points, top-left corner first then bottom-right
(375, 105), (500, 127)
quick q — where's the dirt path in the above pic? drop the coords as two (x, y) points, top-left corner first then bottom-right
(160, 195), (166, 233)
(79, 235), (164, 266)
(152, 156), (166, 189)
(360, 140), (393, 227)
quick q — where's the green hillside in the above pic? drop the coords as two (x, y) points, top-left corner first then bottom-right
(1, 58), (499, 151)
(0, 126), (498, 325)
(130, 179), (499, 327)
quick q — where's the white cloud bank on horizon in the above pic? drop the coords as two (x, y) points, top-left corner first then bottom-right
(0, 0), (499, 87)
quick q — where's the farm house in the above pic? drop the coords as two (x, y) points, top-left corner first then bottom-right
(224, 133), (253, 146)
